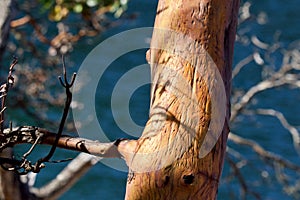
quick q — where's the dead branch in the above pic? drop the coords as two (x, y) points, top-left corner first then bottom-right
(231, 72), (300, 121)
(30, 153), (100, 200)
(0, 56), (126, 175)
(34, 55), (76, 172)
(228, 132), (300, 173)
(232, 54), (254, 79)
(0, 57), (18, 133)
(256, 108), (300, 156)
(274, 162), (300, 198)
(226, 155), (262, 200)
(1, 126), (123, 159)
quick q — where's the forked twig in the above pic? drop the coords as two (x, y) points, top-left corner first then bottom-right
(0, 55), (77, 174)
(34, 55), (76, 172)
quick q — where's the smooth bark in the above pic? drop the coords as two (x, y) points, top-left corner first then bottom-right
(118, 0), (239, 199)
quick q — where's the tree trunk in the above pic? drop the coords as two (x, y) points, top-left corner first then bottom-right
(0, 0), (16, 197)
(118, 0), (239, 199)
(0, 0), (14, 62)
(0, 1), (33, 200)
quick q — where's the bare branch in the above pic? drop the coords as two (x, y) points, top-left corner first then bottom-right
(226, 155), (262, 200)
(1, 126), (123, 158)
(30, 153), (100, 200)
(0, 124), (125, 175)
(22, 135), (41, 159)
(251, 35), (269, 50)
(231, 74), (299, 121)
(0, 56), (18, 133)
(226, 155), (247, 199)
(256, 108), (300, 156)
(231, 79), (284, 121)
(228, 132), (300, 173)
(29, 55), (77, 173)
(232, 54), (254, 79)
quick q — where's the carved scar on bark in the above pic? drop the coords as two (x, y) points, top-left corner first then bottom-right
(156, 6), (169, 15)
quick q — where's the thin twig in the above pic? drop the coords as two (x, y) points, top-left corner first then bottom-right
(34, 55), (76, 172)
(232, 54), (254, 79)
(226, 155), (262, 200)
(22, 135), (41, 159)
(0, 56), (18, 133)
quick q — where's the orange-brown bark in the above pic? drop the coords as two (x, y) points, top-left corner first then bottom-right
(118, 0), (239, 199)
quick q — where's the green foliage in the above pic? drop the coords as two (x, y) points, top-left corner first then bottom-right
(39, 0), (128, 21)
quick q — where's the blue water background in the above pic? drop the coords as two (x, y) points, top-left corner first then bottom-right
(6, 0), (300, 199)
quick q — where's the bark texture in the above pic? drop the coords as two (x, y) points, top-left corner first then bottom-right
(118, 0), (239, 199)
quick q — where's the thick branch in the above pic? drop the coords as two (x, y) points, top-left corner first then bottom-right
(30, 153), (100, 200)
(1, 126), (123, 158)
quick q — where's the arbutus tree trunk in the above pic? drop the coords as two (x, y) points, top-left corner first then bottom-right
(118, 0), (239, 199)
